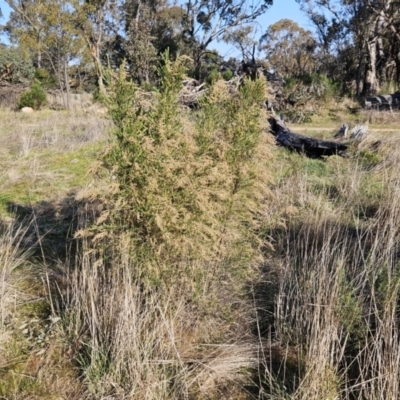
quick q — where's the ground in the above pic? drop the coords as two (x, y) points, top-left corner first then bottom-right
(1, 103), (400, 399)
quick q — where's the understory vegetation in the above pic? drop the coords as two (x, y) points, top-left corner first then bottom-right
(2, 57), (400, 400)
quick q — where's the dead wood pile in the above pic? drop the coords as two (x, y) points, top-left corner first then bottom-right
(0, 81), (28, 108)
(179, 61), (284, 109)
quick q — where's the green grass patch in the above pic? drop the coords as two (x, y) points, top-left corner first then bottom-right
(0, 142), (103, 216)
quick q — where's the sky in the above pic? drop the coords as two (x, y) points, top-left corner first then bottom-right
(211, 0), (312, 58)
(0, 0), (311, 57)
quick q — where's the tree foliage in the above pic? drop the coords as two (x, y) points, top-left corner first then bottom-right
(3, 0), (400, 100)
(260, 19), (317, 78)
(182, 0), (273, 77)
(5, 0), (86, 107)
(0, 45), (34, 83)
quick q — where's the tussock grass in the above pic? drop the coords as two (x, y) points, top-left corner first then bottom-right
(257, 131), (400, 399)
(60, 232), (256, 399)
(0, 215), (87, 399)
(0, 220), (31, 334)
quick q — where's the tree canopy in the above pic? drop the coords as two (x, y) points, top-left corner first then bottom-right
(1, 0), (400, 99)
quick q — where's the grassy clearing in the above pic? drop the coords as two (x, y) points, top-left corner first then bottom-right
(0, 109), (110, 215)
(2, 74), (400, 399)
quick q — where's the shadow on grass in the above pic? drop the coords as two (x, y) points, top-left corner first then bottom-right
(4, 192), (102, 265)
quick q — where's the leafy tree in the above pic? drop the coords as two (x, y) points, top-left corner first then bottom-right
(152, 5), (194, 58)
(259, 19), (317, 78)
(5, 0), (85, 108)
(223, 25), (258, 61)
(72, 0), (119, 92)
(367, 0), (400, 85)
(120, 0), (162, 84)
(296, 0), (400, 95)
(182, 0), (273, 78)
(118, 2), (195, 83)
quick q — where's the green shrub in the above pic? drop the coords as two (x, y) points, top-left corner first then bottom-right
(222, 69), (233, 81)
(308, 72), (340, 100)
(205, 66), (220, 86)
(98, 54), (271, 287)
(18, 82), (47, 110)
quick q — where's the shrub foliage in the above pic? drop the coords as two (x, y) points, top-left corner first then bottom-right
(99, 54), (271, 285)
(18, 81), (47, 110)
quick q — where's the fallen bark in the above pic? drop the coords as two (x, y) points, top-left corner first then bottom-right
(268, 116), (348, 158)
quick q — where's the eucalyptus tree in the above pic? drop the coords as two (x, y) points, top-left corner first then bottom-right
(259, 19), (317, 78)
(5, 0), (84, 108)
(223, 25), (258, 61)
(102, 1), (189, 83)
(296, 0), (400, 95)
(72, 0), (120, 92)
(181, 0), (273, 78)
(366, 0), (400, 85)
(0, 44), (34, 83)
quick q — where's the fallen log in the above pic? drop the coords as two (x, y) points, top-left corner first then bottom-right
(268, 116), (348, 158)
(364, 91), (400, 111)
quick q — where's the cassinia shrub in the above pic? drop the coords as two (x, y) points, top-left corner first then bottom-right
(97, 53), (271, 286)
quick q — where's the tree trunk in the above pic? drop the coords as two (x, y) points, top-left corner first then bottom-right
(37, 35), (42, 69)
(64, 58), (71, 110)
(376, 13), (387, 88)
(356, 52), (364, 97)
(90, 42), (105, 93)
(395, 57), (400, 84)
(193, 46), (204, 80)
(56, 61), (66, 108)
(364, 37), (379, 95)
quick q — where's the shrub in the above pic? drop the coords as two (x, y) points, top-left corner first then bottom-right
(18, 81), (47, 110)
(64, 54), (271, 398)
(222, 69), (234, 81)
(205, 66), (220, 86)
(97, 54), (271, 287)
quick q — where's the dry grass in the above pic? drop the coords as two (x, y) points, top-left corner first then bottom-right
(0, 108), (110, 398)
(0, 220), (31, 337)
(58, 231), (257, 399)
(0, 218), (82, 399)
(0, 109), (111, 216)
(0, 109), (109, 157)
(2, 91), (400, 400)
(255, 120), (400, 399)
